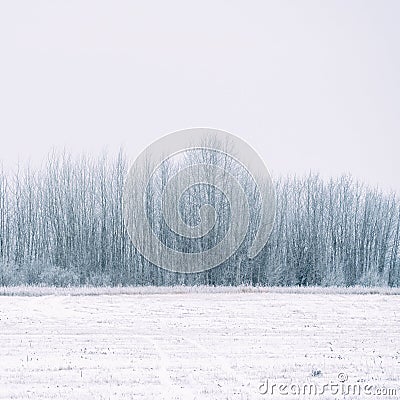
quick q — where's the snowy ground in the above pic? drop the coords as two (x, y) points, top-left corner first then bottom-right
(0, 289), (399, 399)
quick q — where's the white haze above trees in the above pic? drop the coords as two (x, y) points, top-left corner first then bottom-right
(0, 147), (399, 287)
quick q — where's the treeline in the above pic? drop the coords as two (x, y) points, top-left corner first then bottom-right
(0, 150), (399, 287)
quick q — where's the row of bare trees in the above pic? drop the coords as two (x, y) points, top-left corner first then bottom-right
(262, 175), (400, 286)
(0, 150), (399, 286)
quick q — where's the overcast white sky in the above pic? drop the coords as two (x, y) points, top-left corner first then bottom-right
(0, 1), (399, 192)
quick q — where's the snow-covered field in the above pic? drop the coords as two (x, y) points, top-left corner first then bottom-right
(0, 288), (399, 399)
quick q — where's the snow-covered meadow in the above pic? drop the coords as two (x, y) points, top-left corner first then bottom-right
(0, 288), (399, 399)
